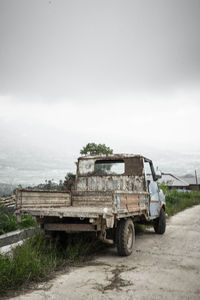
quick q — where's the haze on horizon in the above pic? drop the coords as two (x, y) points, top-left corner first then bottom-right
(0, 0), (200, 184)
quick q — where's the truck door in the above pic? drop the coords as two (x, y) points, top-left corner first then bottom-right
(144, 160), (160, 219)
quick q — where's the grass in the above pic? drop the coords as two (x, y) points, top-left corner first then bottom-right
(160, 185), (200, 216)
(0, 231), (105, 297)
(0, 202), (37, 235)
(0, 212), (37, 236)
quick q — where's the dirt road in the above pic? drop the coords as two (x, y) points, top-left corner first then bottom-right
(11, 205), (200, 300)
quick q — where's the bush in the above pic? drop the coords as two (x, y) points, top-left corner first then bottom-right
(0, 209), (37, 235)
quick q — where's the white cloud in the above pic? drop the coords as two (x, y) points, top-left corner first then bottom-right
(0, 88), (200, 156)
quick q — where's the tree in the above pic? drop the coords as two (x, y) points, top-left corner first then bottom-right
(64, 172), (76, 191)
(80, 143), (113, 155)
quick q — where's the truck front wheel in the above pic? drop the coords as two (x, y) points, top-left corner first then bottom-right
(153, 207), (166, 234)
(116, 218), (135, 256)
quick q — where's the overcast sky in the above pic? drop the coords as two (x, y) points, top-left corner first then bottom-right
(0, 0), (200, 179)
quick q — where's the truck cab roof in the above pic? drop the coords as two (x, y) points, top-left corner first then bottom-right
(78, 154), (151, 162)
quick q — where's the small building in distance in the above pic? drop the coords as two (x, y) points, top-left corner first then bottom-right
(180, 175), (200, 191)
(158, 173), (189, 190)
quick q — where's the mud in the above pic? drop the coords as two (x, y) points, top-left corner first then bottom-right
(8, 205), (200, 300)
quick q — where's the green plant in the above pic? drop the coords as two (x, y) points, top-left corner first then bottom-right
(63, 172), (76, 191)
(80, 143), (113, 155)
(1, 214), (17, 233)
(0, 231), (105, 296)
(159, 185), (200, 216)
(0, 211), (37, 235)
(19, 215), (37, 229)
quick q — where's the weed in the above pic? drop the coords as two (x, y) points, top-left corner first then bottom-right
(0, 231), (105, 296)
(159, 185), (200, 216)
(0, 209), (37, 235)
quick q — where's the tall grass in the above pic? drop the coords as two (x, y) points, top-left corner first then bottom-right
(0, 231), (105, 296)
(160, 186), (200, 216)
(0, 213), (37, 235)
(0, 202), (37, 235)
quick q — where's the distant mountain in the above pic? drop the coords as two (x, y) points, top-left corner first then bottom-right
(0, 182), (17, 197)
(0, 146), (76, 185)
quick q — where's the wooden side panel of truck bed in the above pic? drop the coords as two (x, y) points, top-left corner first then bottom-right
(16, 189), (71, 209)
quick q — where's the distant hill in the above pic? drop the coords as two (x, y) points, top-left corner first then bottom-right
(0, 183), (17, 197)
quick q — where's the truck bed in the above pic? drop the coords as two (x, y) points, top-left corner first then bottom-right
(15, 189), (149, 220)
(15, 189), (114, 219)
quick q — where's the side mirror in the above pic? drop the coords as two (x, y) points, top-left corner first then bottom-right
(155, 170), (162, 180)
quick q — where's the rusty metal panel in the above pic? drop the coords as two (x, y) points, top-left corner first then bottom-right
(73, 201), (112, 207)
(76, 177), (87, 191)
(78, 155), (143, 175)
(78, 159), (95, 175)
(72, 191), (113, 207)
(113, 192), (148, 214)
(121, 194), (140, 211)
(76, 175), (145, 192)
(44, 223), (96, 232)
(124, 157), (144, 176)
(88, 176), (97, 190)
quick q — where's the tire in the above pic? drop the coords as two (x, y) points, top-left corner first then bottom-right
(116, 218), (135, 256)
(153, 207), (166, 234)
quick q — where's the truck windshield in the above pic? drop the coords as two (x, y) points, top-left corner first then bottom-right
(94, 160), (124, 175)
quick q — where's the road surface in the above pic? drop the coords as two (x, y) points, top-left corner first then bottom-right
(10, 205), (200, 300)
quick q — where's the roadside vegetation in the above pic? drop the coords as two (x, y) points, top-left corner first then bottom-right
(0, 231), (105, 297)
(0, 204), (37, 235)
(160, 185), (200, 216)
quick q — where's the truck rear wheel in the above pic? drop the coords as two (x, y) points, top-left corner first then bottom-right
(153, 207), (166, 234)
(116, 218), (135, 256)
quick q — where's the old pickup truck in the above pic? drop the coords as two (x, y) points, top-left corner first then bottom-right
(15, 154), (166, 256)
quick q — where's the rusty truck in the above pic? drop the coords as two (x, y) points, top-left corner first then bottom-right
(15, 154), (166, 256)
